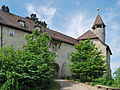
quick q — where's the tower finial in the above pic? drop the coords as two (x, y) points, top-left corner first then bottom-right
(97, 8), (99, 15)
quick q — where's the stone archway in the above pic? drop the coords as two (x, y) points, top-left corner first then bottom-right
(54, 63), (60, 78)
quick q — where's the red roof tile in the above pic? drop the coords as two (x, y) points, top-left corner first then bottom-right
(77, 30), (98, 40)
(0, 9), (78, 45)
(92, 14), (106, 29)
(41, 27), (79, 44)
(94, 15), (104, 25)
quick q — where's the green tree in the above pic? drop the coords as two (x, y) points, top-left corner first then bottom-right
(0, 29), (56, 90)
(114, 67), (120, 86)
(29, 13), (47, 28)
(69, 38), (107, 82)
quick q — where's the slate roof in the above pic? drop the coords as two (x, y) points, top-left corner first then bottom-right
(77, 30), (98, 40)
(0, 9), (78, 45)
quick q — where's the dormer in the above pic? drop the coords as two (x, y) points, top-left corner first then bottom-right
(18, 19), (25, 27)
(34, 24), (41, 31)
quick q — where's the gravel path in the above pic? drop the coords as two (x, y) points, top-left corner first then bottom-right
(55, 79), (102, 90)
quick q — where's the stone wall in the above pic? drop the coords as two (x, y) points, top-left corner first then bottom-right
(92, 27), (105, 43)
(92, 39), (111, 77)
(2, 26), (28, 50)
(49, 41), (76, 78)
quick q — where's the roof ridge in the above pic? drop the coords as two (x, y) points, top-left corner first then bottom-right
(42, 27), (77, 40)
(77, 30), (91, 39)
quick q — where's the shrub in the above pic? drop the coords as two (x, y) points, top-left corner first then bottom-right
(114, 67), (120, 86)
(69, 38), (106, 82)
(0, 29), (56, 90)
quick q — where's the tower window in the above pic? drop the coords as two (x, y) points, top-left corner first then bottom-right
(9, 30), (14, 36)
(97, 25), (101, 28)
(19, 21), (25, 27)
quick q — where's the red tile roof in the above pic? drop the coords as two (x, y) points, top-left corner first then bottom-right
(0, 9), (78, 45)
(77, 30), (98, 40)
(94, 15), (104, 25)
(0, 10), (35, 32)
(92, 14), (106, 29)
(41, 27), (79, 44)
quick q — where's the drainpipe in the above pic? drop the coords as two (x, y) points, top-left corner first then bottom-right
(1, 25), (3, 47)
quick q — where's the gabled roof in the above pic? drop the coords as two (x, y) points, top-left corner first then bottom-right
(0, 9), (78, 45)
(77, 30), (98, 40)
(92, 14), (106, 29)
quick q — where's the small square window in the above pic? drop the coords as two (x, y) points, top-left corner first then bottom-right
(20, 21), (25, 26)
(9, 30), (14, 36)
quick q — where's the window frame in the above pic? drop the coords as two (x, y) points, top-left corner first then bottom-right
(19, 21), (25, 27)
(9, 30), (14, 36)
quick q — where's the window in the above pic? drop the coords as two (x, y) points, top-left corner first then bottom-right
(52, 42), (58, 51)
(91, 41), (94, 44)
(36, 27), (41, 31)
(97, 25), (101, 28)
(67, 52), (70, 58)
(19, 21), (25, 27)
(9, 30), (14, 36)
(51, 41), (61, 51)
(24, 33), (26, 38)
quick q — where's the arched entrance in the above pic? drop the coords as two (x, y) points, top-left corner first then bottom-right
(54, 63), (60, 78)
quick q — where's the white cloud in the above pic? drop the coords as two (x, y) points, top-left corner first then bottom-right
(64, 12), (94, 38)
(103, 0), (120, 74)
(104, 5), (120, 58)
(26, 4), (37, 14)
(111, 60), (120, 75)
(26, 3), (56, 26)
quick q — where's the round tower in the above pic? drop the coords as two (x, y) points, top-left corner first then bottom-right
(92, 8), (106, 43)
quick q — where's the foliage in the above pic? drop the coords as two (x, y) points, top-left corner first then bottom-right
(46, 81), (59, 90)
(0, 29), (56, 90)
(114, 67), (120, 87)
(92, 74), (114, 86)
(28, 13), (47, 28)
(69, 38), (107, 82)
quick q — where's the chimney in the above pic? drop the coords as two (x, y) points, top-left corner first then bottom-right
(1, 5), (10, 13)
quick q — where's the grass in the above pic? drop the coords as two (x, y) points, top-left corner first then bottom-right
(46, 81), (60, 90)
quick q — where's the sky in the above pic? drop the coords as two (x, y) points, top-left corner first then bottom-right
(0, 0), (120, 75)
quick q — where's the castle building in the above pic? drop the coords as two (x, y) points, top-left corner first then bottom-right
(0, 6), (112, 78)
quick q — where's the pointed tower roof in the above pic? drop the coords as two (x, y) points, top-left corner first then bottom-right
(94, 14), (104, 25)
(77, 30), (98, 40)
(92, 9), (106, 29)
